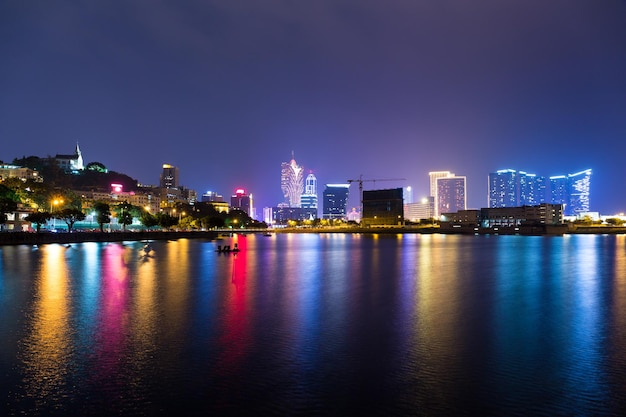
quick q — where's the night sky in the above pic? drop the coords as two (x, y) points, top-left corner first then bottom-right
(2, 1), (625, 214)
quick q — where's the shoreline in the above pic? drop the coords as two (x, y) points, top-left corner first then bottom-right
(1, 225), (625, 246)
(0, 230), (218, 246)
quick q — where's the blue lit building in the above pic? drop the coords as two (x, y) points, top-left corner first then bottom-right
(489, 168), (591, 216)
(322, 184), (350, 220)
(565, 169), (592, 216)
(489, 169), (547, 208)
(488, 169), (518, 208)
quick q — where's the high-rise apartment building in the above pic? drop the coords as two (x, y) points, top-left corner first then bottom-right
(562, 169), (592, 216)
(160, 164), (179, 188)
(322, 184), (350, 220)
(301, 173), (318, 209)
(549, 175), (568, 208)
(488, 169), (547, 208)
(429, 171), (454, 217)
(489, 168), (591, 216)
(519, 171), (546, 206)
(437, 176), (466, 215)
(549, 170), (592, 216)
(488, 169), (518, 208)
(281, 155), (304, 207)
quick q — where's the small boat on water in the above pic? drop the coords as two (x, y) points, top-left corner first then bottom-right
(216, 244), (240, 253)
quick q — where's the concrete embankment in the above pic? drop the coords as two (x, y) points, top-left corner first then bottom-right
(0, 230), (218, 246)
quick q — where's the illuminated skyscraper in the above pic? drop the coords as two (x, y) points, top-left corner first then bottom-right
(301, 173), (318, 209)
(160, 164), (179, 188)
(549, 175), (569, 208)
(488, 169), (518, 208)
(560, 169), (592, 216)
(429, 171), (454, 216)
(230, 188), (252, 217)
(323, 184), (350, 220)
(437, 176), (466, 216)
(519, 171), (546, 206)
(488, 169), (547, 208)
(281, 154), (304, 207)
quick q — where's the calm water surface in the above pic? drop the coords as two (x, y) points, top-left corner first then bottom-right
(1, 233), (626, 416)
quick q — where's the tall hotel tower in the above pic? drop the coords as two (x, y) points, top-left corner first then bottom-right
(301, 173), (318, 209)
(428, 171), (467, 218)
(488, 169), (546, 208)
(281, 154), (305, 207)
(550, 169), (592, 216)
(488, 168), (591, 216)
(567, 169), (592, 216)
(437, 175), (467, 216)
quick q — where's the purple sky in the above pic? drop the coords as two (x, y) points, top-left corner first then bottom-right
(2, 1), (625, 214)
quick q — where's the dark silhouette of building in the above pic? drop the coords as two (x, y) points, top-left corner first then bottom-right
(361, 188), (404, 226)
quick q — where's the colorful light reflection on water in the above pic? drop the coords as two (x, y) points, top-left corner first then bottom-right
(1, 234), (626, 416)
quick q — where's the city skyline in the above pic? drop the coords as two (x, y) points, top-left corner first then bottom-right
(2, 1), (625, 213)
(0, 147), (613, 218)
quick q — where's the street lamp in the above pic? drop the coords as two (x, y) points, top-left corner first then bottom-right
(50, 198), (63, 230)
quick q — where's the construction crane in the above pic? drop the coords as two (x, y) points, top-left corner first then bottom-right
(347, 175), (406, 219)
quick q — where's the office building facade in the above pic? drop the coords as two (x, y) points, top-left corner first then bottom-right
(322, 184), (350, 220)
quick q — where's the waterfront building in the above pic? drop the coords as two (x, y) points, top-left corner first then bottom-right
(404, 196), (435, 222)
(272, 206), (317, 224)
(322, 184), (350, 220)
(441, 203), (563, 228)
(437, 176), (466, 216)
(281, 154), (304, 207)
(429, 171), (454, 217)
(362, 188), (404, 226)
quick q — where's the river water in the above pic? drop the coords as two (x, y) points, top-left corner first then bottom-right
(1, 233), (625, 416)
